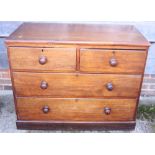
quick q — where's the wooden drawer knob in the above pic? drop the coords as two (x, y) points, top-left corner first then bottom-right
(104, 107), (111, 115)
(39, 56), (47, 65)
(42, 105), (49, 113)
(109, 58), (117, 67)
(40, 81), (48, 89)
(106, 82), (113, 91)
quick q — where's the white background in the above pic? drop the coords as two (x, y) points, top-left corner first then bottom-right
(0, 0), (155, 21)
(0, 0), (155, 155)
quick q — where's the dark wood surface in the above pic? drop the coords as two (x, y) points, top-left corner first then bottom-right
(16, 120), (136, 130)
(6, 23), (150, 47)
(13, 72), (141, 98)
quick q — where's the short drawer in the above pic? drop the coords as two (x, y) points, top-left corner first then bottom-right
(80, 49), (147, 74)
(16, 98), (137, 121)
(13, 72), (142, 98)
(9, 47), (76, 72)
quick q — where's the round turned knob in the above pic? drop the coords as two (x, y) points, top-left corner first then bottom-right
(42, 105), (49, 113)
(40, 81), (48, 89)
(104, 107), (111, 115)
(106, 82), (113, 91)
(109, 58), (117, 67)
(39, 56), (47, 65)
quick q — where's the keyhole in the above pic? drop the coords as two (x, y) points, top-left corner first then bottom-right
(112, 51), (115, 55)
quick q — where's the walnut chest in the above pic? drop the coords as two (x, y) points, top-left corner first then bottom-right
(6, 23), (150, 130)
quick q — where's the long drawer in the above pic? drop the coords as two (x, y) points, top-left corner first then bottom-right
(80, 49), (147, 74)
(16, 98), (137, 121)
(9, 47), (76, 72)
(13, 72), (142, 97)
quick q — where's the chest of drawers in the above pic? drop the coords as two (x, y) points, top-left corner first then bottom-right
(6, 23), (150, 130)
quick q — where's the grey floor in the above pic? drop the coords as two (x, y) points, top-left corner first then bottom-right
(0, 91), (155, 133)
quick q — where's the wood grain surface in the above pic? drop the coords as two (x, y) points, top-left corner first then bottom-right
(6, 23), (150, 130)
(80, 49), (147, 74)
(13, 72), (142, 98)
(16, 97), (137, 121)
(9, 47), (76, 71)
(6, 23), (150, 48)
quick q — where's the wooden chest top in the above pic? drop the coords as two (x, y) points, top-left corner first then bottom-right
(6, 23), (150, 47)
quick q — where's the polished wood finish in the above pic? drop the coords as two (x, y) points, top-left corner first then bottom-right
(106, 82), (113, 91)
(80, 49), (147, 74)
(109, 58), (118, 67)
(13, 72), (141, 98)
(8, 47), (76, 72)
(39, 55), (47, 65)
(16, 98), (136, 121)
(42, 105), (50, 114)
(6, 23), (150, 130)
(104, 107), (111, 115)
(6, 23), (150, 48)
(40, 81), (48, 90)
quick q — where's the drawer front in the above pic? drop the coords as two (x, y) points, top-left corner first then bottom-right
(9, 47), (76, 72)
(16, 98), (137, 121)
(80, 49), (147, 73)
(13, 72), (141, 97)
